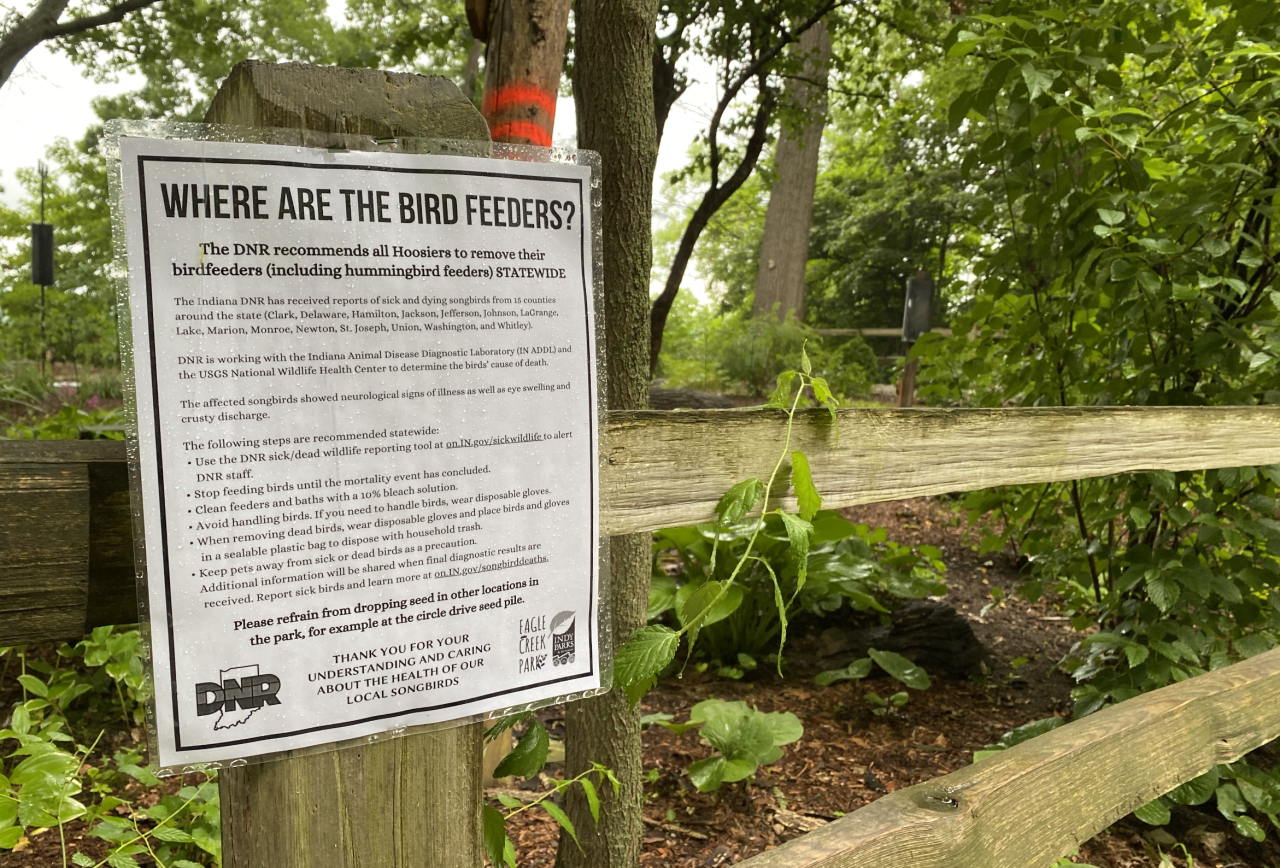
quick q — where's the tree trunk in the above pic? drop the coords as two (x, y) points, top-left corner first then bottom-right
(556, 1), (657, 867)
(751, 20), (831, 322)
(477, 0), (573, 145)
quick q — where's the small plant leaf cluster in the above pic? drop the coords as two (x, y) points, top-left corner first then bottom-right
(644, 699), (803, 793)
(815, 648), (932, 715)
(1, 631), (220, 865)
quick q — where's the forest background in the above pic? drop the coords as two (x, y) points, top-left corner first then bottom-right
(1, 0), (1279, 865)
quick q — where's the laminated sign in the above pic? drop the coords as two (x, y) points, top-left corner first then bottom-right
(112, 134), (603, 768)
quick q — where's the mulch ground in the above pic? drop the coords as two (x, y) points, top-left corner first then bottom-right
(498, 498), (1280, 868)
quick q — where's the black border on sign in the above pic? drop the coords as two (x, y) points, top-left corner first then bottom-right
(133, 150), (598, 754)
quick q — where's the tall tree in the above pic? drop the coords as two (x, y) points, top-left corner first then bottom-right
(647, 0), (840, 374)
(0, 0), (165, 91)
(751, 19), (831, 321)
(555, 0), (658, 866)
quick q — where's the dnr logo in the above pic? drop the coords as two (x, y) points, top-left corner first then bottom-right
(195, 664), (281, 731)
(550, 611), (575, 666)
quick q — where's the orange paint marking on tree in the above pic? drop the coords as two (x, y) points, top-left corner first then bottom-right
(482, 81), (557, 146)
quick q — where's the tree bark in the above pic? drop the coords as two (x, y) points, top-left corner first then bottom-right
(751, 20), (831, 322)
(476, 0), (573, 145)
(556, 0), (657, 866)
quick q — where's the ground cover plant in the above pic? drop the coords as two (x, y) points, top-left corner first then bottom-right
(0, 630), (221, 866)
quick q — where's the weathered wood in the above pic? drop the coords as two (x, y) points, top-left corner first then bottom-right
(0, 460), (89, 644)
(601, 405), (1280, 535)
(204, 60), (491, 143)
(740, 645), (1280, 868)
(220, 726), (483, 868)
(812, 327), (953, 337)
(202, 63), (489, 868)
(5, 405), (1280, 642)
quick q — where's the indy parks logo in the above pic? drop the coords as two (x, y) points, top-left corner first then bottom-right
(550, 611), (575, 666)
(195, 664), (281, 731)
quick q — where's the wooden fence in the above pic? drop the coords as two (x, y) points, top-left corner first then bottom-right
(4, 404), (1280, 866)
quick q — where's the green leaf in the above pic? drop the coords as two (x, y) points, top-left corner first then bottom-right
(1166, 767), (1219, 805)
(1146, 574), (1180, 612)
(715, 479), (765, 525)
(800, 345), (812, 376)
(985, 716), (1066, 751)
(1134, 798), (1171, 825)
(679, 581), (726, 632)
(761, 712), (803, 747)
(777, 511), (813, 594)
(868, 649), (931, 690)
(149, 825), (194, 843)
(767, 371), (798, 408)
(613, 626), (680, 706)
(0, 825), (22, 848)
(495, 794), (522, 810)
(1235, 814), (1266, 842)
(1020, 63), (1060, 98)
(687, 756), (726, 792)
(1097, 208), (1126, 226)
(647, 574), (677, 619)
(16, 675), (47, 698)
(790, 451), (822, 521)
(482, 805), (515, 868)
(493, 720), (549, 779)
(541, 800), (579, 851)
(815, 657), (873, 686)
(72, 854), (95, 867)
(579, 777), (600, 823)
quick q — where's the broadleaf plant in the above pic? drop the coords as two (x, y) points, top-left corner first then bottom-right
(617, 350), (839, 698)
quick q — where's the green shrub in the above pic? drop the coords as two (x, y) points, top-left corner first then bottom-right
(650, 511), (946, 671)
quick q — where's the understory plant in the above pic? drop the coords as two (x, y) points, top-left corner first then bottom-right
(1, 630), (220, 866)
(615, 347), (840, 706)
(649, 515), (945, 674)
(815, 648), (932, 716)
(481, 715), (616, 868)
(914, 0), (1280, 846)
(643, 699), (802, 792)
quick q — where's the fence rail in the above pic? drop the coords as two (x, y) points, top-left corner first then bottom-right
(740, 645), (1280, 868)
(4, 405), (1280, 645)
(3, 404), (1280, 866)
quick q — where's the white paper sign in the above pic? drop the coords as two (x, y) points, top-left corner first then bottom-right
(116, 137), (600, 767)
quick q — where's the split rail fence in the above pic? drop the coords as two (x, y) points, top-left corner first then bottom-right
(4, 404), (1280, 867)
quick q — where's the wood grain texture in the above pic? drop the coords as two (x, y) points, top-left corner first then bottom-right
(6, 405), (1280, 639)
(0, 461), (90, 644)
(740, 645), (1280, 868)
(204, 60), (490, 143)
(601, 405), (1280, 535)
(220, 726), (483, 868)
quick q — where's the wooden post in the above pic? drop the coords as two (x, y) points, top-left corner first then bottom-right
(468, 0), (573, 145)
(898, 354), (918, 408)
(202, 60), (489, 868)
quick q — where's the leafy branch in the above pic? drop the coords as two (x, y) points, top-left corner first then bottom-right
(615, 346), (839, 705)
(480, 716), (619, 868)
